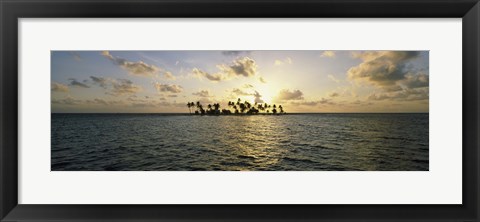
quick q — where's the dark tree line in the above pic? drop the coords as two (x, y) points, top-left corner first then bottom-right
(187, 98), (285, 115)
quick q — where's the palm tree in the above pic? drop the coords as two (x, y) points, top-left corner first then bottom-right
(239, 103), (246, 113)
(195, 101), (202, 115)
(245, 101), (251, 110)
(257, 104), (263, 112)
(232, 105), (238, 114)
(186, 98), (285, 116)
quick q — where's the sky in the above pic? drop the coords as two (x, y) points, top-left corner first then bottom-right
(51, 50), (429, 113)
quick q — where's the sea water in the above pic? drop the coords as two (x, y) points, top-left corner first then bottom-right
(51, 113), (428, 171)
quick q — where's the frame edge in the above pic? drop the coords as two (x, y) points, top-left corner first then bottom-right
(1, 0), (479, 221)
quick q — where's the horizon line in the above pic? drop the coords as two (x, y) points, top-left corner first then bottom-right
(51, 112), (429, 114)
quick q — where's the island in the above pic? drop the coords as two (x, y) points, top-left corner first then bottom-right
(187, 98), (286, 115)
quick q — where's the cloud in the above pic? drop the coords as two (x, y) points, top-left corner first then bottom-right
(53, 96), (126, 107)
(126, 97), (157, 108)
(259, 77), (267, 83)
(327, 74), (341, 83)
(192, 90), (211, 97)
(243, 84), (254, 88)
(131, 102), (158, 108)
(164, 71), (176, 80)
(192, 68), (224, 82)
(347, 51), (428, 102)
(109, 79), (142, 96)
(125, 97), (187, 108)
(89, 76), (142, 96)
(321, 51), (336, 58)
(274, 57), (293, 66)
(90, 76), (109, 88)
(348, 51), (421, 87)
(52, 95), (191, 108)
(232, 88), (251, 96)
(329, 92), (339, 97)
(101, 51), (160, 77)
(289, 98), (334, 106)
(318, 98), (334, 105)
(51, 82), (69, 92)
(350, 100), (374, 106)
(276, 89), (304, 101)
(402, 73), (429, 89)
(229, 88), (263, 103)
(68, 78), (90, 88)
(100, 51), (114, 59)
(253, 91), (264, 103)
(349, 51), (420, 84)
(221, 51), (251, 56)
(52, 95), (81, 105)
(382, 85), (404, 92)
(154, 83), (183, 93)
(219, 57), (257, 78)
(351, 51), (420, 61)
(85, 98), (125, 106)
(191, 57), (258, 82)
(368, 88), (428, 101)
(290, 101), (318, 106)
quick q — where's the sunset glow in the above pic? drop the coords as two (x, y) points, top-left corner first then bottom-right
(51, 50), (429, 113)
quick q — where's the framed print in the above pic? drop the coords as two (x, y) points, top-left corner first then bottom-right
(1, 0), (479, 221)
(49, 50), (430, 172)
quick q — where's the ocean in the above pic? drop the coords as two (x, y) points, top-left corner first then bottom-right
(51, 113), (429, 171)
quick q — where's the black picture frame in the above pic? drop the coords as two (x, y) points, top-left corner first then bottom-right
(1, 0), (479, 221)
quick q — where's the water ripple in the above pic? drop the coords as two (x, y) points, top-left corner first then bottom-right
(51, 113), (429, 171)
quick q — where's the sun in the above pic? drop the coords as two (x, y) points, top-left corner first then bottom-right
(255, 84), (276, 104)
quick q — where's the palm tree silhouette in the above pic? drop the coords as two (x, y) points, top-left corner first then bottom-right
(257, 104), (263, 112)
(245, 101), (251, 110)
(239, 103), (246, 113)
(188, 100), (285, 116)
